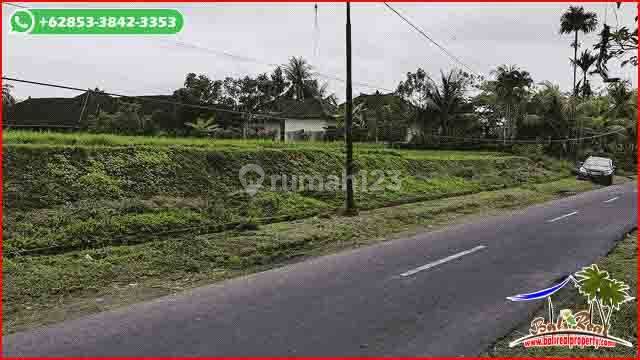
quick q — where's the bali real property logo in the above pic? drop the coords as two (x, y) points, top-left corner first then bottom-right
(507, 264), (634, 349)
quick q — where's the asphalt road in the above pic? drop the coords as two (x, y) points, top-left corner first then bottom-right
(4, 181), (637, 356)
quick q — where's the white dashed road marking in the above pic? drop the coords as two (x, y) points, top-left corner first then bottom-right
(400, 245), (487, 277)
(547, 211), (578, 223)
(604, 197), (619, 203)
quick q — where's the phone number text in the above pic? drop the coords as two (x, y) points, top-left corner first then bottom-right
(37, 16), (179, 29)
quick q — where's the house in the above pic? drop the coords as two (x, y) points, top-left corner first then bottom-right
(253, 97), (338, 141)
(5, 91), (176, 130)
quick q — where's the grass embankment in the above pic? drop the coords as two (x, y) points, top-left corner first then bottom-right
(3, 130), (590, 333)
(486, 232), (637, 357)
(5, 175), (623, 334)
(3, 131), (570, 256)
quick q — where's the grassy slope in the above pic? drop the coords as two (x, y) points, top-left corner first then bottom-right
(5, 177), (622, 334)
(485, 232), (637, 357)
(4, 131), (600, 334)
(3, 132), (570, 256)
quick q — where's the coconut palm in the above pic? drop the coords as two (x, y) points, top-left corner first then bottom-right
(491, 65), (533, 140)
(560, 6), (598, 96)
(523, 81), (571, 139)
(283, 57), (315, 100)
(423, 69), (474, 137)
(571, 50), (598, 97)
(604, 82), (637, 152)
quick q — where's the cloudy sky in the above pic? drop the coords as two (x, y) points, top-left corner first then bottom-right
(2, 2), (637, 101)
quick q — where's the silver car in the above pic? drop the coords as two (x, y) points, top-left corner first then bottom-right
(577, 156), (615, 186)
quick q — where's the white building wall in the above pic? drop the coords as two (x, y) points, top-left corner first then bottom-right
(285, 119), (329, 133)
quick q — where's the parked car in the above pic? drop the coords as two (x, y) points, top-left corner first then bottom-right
(576, 156), (615, 186)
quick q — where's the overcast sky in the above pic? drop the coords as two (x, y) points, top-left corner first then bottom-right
(2, 2), (637, 101)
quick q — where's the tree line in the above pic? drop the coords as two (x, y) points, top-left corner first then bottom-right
(2, 6), (636, 158)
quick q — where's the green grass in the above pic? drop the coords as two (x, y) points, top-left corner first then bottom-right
(3, 177), (620, 334)
(3, 130), (592, 334)
(4, 130), (508, 159)
(485, 231), (637, 357)
(3, 133), (568, 255)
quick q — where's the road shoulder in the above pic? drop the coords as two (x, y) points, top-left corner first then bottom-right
(3, 177), (631, 334)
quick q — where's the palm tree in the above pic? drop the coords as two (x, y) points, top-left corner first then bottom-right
(605, 82), (637, 152)
(283, 57), (315, 100)
(571, 50), (598, 97)
(524, 81), (571, 139)
(560, 6), (598, 96)
(423, 69), (473, 137)
(491, 65), (533, 140)
(186, 116), (219, 137)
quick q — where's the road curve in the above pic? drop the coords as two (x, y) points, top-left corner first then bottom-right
(4, 181), (637, 356)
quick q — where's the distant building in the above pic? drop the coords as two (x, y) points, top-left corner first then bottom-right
(5, 91), (176, 130)
(254, 97), (338, 141)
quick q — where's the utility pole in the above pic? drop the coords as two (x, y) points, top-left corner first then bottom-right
(344, 1), (356, 213)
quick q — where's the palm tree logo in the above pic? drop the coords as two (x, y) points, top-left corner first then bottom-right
(575, 264), (634, 338)
(507, 264), (634, 348)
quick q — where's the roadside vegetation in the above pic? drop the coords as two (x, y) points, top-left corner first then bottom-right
(3, 134), (569, 256)
(486, 231), (637, 357)
(5, 174), (627, 334)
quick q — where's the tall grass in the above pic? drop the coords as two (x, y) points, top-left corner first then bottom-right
(3, 130), (509, 160)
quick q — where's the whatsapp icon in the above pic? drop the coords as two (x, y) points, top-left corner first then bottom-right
(11, 10), (34, 33)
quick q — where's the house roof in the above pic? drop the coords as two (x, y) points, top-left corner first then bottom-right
(350, 91), (407, 108)
(271, 97), (337, 120)
(6, 92), (175, 127)
(335, 91), (413, 114)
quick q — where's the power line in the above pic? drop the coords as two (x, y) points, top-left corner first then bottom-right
(382, 2), (481, 77)
(3, 2), (393, 93)
(2, 76), (314, 122)
(425, 127), (627, 144)
(156, 38), (394, 92)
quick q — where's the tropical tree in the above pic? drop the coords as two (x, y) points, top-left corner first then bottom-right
(269, 66), (289, 98)
(397, 68), (474, 138)
(2, 84), (15, 121)
(186, 116), (218, 137)
(84, 101), (152, 135)
(489, 65), (534, 140)
(571, 50), (598, 97)
(604, 81), (637, 152)
(2, 83), (15, 108)
(172, 73), (223, 130)
(283, 56), (315, 100)
(593, 4), (637, 81)
(560, 6), (598, 96)
(522, 81), (571, 140)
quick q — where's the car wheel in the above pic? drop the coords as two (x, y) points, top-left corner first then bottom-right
(604, 175), (613, 186)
